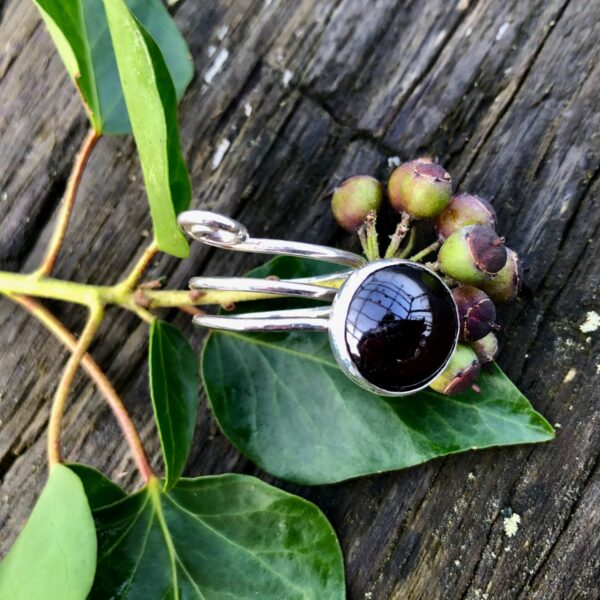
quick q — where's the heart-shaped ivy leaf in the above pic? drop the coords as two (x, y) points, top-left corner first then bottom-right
(68, 463), (127, 510)
(90, 475), (345, 599)
(0, 464), (97, 600)
(202, 257), (554, 485)
(103, 0), (191, 258)
(33, 0), (193, 135)
(149, 320), (199, 490)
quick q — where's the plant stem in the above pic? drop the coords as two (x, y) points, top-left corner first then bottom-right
(410, 240), (441, 262)
(12, 295), (154, 482)
(118, 240), (159, 291)
(362, 210), (379, 261)
(384, 212), (412, 258)
(397, 227), (417, 259)
(0, 269), (340, 313)
(0, 271), (106, 306)
(35, 129), (99, 278)
(47, 303), (104, 466)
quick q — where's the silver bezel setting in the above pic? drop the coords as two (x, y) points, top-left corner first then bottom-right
(328, 258), (459, 397)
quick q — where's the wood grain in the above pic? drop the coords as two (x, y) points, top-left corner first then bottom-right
(0, 0), (598, 598)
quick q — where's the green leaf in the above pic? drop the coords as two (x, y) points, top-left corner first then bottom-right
(91, 475), (345, 599)
(201, 257), (555, 485)
(0, 464), (97, 600)
(103, 0), (191, 257)
(68, 463), (127, 510)
(33, 0), (193, 135)
(149, 321), (200, 490)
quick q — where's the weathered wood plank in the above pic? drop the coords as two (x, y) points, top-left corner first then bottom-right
(0, 0), (598, 598)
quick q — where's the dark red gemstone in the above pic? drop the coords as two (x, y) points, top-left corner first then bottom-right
(345, 264), (458, 392)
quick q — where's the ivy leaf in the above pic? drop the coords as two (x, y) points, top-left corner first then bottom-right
(68, 463), (127, 510)
(201, 257), (555, 485)
(33, 0), (193, 135)
(149, 320), (199, 490)
(103, 0), (191, 258)
(0, 464), (97, 600)
(90, 475), (345, 599)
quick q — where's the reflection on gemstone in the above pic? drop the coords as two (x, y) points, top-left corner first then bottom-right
(345, 264), (458, 392)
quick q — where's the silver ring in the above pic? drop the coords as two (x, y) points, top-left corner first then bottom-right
(178, 210), (366, 268)
(180, 211), (459, 396)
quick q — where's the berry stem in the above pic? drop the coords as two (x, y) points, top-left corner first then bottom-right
(384, 212), (412, 258)
(35, 129), (99, 278)
(11, 295), (154, 482)
(47, 302), (104, 467)
(410, 240), (441, 262)
(364, 210), (380, 261)
(117, 240), (159, 292)
(396, 227), (417, 259)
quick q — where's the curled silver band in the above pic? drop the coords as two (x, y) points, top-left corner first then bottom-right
(179, 210), (364, 333)
(194, 306), (331, 332)
(178, 210), (366, 268)
(188, 276), (337, 301)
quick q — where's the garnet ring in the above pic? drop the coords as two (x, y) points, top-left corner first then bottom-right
(179, 211), (459, 397)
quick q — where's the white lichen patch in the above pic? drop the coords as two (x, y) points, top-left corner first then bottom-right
(210, 138), (231, 171)
(243, 102), (253, 117)
(467, 472), (476, 481)
(216, 25), (229, 41)
(503, 513), (521, 538)
(580, 310), (600, 333)
(496, 22), (509, 41)
(282, 69), (294, 87)
(204, 48), (229, 84)
(563, 368), (577, 383)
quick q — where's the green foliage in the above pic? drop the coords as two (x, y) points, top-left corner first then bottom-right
(90, 475), (345, 599)
(68, 463), (127, 510)
(103, 0), (191, 258)
(0, 465), (97, 599)
(149, 320), (199, 490)
(33, 0), (193, 135)
(202, 257), (555, 485)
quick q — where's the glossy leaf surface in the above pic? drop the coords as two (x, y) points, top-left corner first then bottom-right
(202, 257), (555, 485)
(0, 464), (96, 599)
(91, 475), (345, 599)
(149, 320), (199, 490)
(33, 0), (193, 134)
(68, 463), (127, 510)
(103, 0), (191, 257)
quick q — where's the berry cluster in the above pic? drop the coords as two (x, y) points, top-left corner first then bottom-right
(331, 158), (522, 396)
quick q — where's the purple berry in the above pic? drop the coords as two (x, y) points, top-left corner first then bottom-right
(452, 286), (497, 342)
(388, 159), (452, 219)
(331, 175), (384, 232)
(435, 193), (496, 240)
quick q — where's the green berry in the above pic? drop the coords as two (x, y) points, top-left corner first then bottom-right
(429, 344), (481, 396)
(387, 159), (452, 218)
(435, 193), (496, 240)
(331, 175), (384, 232)
(481, 248), (522, 303)
(471, 332), (499, 364)
(438, 224), (507, 284)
